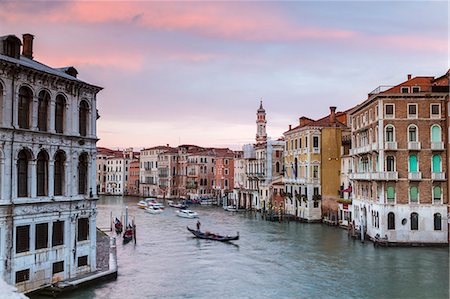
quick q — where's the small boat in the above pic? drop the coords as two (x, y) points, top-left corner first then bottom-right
(137, 200), (147, 209)
(123, 225), (134, 244)
(224, 205), (238, 212)
(146, 199), (165, 209)
(114, 218), (123, 234)
(176, 209), (199, 219)
(187, 227), (239, 242)
(145, 205), (163, 214)
(169, 202), (188, 209)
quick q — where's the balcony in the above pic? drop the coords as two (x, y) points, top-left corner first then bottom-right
(384, 142), (397, 151)
(408, 142), (421, 150)
(431, 142), (444, 151)
(312, 148), (320, 154)
(349, 172), (371, 180)
(373, 171), (398, 180)
(408, 172), (422, 180)
(349, 144), (372, 155)
(432, 172), (445, 181)
(371, 143), (378, 151)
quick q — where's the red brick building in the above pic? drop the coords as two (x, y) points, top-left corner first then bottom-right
(127, 159), (140, 196)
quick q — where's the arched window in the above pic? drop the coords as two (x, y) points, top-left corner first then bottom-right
(386, 156), (395, 171)
(36, 151), (49, 196)
(79, 100), (89, 137)
(387, 186), (395, 202)
(410, 212), (418, 230)
(433, 186), (441, 202)
(432, 155), (441, 172)
(409, 186), (418, 202)
(37, 91), (50, 131)
(17, 149), (31, 197)
(376, 211), (379, 228)
(18, 86), (32, 129)
(385, 125), (394, 142)
(55, 95), (65, 133)
(276, 162), (280, 173)
(78, 153), (88, 195)
(431, 125), (441, 142)
(434, 213), (442, 231)
(54, 151), (65, 196)
(387, 212), (395, 230)
(409, 155), (418, 172)
(408, 125), (417, 142)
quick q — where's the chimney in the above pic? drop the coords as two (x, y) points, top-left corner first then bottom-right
(407, 74), (412, 80)
(289, 125), (292, 130)
(166, 144), (169, 147)
(330, 106), (336, 124)
(22, 33), (34, 59)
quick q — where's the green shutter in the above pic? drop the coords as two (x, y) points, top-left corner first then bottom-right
(432, 155), (441, 172)
(410, 187), (418, 202)
(434, 186), (441, 201)
(431, 126), (441, 142)
(387, 186), (395, 201)
(409, 155), (417, 172)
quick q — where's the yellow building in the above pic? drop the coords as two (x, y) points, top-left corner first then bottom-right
(283, 107), (348, 222)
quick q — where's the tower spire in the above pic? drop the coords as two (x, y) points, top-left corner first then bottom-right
(256, 100), (267, 144)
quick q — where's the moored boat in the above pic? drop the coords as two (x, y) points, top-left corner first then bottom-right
(187, 226), (239, 242)
(176, 209), (199, 219)
(123, 225), (134, 244)
(137, 200), (147, 209)
(114, 218), (123, 234)
(224, 205), (238, 212)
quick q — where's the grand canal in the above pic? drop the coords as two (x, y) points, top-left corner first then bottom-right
(48, 196), (450, 298)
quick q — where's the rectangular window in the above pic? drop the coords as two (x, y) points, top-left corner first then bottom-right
(313, 136), (319, 148)
(431, 104), (440, 118)
(52, 221), (64, 247)
(408, 104), (417, 118)
(401, 87), (409, 93)
(77, 218), (89, 241)
(412, 86), (420, 93)
(385, 104), (394, 118)
(15, 269), (30, 283)
(16, 225), (30, 253)
(52, 261), (64, 274)
(313, 165), (319, 178)
(78, 255), (88, 267)
(35, 223), (48, 250)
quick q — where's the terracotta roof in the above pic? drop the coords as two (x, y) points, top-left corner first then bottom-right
(142, 145), (173, 151)
(284, 112), (347, 134)
(382, 76), (434, 94)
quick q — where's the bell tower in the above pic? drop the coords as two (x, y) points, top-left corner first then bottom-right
(256, 100), (267, 144)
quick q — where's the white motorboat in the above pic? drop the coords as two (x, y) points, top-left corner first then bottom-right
(176, 209), (199, 219)
(224, 205), (238, 212)
(145, 206), (163, 214)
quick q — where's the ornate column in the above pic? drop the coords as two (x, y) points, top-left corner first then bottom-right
(49, 96), (55, 133)
(48, 160), (54, 197)
(31, 95), (38, 130)
(30, 160), (37, 198)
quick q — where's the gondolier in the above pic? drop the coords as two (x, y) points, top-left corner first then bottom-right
(196, 220), (201, 231)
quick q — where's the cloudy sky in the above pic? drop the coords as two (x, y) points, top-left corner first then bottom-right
(0, 1), (448, 150)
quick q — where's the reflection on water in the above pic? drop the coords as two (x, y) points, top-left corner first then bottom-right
(32, 196), (449, 299)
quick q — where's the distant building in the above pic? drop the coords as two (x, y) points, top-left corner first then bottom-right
(139, 146), (171, 197)
(104, 148), (137, 195)
(0, 34), (101, 292)
(127, 159), (140, 196)
(349, 72), (449, 244)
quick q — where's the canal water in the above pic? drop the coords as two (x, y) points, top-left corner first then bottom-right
(44, 196), (450, 298)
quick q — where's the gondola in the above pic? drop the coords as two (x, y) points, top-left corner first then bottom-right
(114, 218), (123, 234)
(123, 226), (134, 244)
(187, 226), (239, 242)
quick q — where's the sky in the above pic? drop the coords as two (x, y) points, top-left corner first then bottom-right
(0, 1), (448, 150)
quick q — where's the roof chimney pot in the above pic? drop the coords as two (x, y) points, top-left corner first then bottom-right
(407, 74), (412, 80)
(289, 125), (292, 130)
(22, 33), (34, 59)
(330, 106), (337, 124)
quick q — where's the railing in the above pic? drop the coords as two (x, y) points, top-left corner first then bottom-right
(431, 142), (444, 150)
(371, 143), (378, 151)
(369, 85), (393, 95)
(373, 171), (398, 180)
(349, 173), (371, 180)
(408, 142), (421, 150)
(432, 172), (445, 180)
(408, 172), (422, 180)
(312, 148), (320, 154)
(384, 142), (397, 150)
(349, 144), (372, 155)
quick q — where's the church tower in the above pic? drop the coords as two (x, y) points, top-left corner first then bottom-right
(256, 100), (267, 144)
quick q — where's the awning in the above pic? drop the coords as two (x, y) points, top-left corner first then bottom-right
(342, 186), (352, 193)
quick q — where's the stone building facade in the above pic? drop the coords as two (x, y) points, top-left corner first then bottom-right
(0, 34), (100, 292)
(349, 73), (449, 244)
(139, 146), (171, 197)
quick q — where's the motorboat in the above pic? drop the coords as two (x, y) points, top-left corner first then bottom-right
(169, 201), (188, 209)
(176, 209), (199, 219)
(187, 226), (239, 242)
(224, 205), (238, 212)
(145, 205), (163, 214)
(137, 200), (147, 209)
